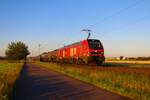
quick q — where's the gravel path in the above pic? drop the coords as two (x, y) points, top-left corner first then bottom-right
(12, 64), (130, 100)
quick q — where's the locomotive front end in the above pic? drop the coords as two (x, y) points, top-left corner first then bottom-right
(87, 39), (105, 64)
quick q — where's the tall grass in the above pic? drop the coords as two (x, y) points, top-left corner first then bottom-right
(0, 61), (23, 100)
(36, 62), (150, 100)
(106, 60), (150, 65)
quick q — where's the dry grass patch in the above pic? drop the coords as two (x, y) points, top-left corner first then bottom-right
(0, 61), (23, 100)
(35, 62), (150, 100)
(106, 60), (150, 65)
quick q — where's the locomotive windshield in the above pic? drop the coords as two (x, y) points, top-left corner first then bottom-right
(88, 39), (103, 50)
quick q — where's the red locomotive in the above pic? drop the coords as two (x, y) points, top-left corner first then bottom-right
(40, 39), (105, 65)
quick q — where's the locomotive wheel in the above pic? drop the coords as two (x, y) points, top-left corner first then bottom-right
(77, 58), (85, 64)
(96, 61), (103, 66)
(73, 58), (77, 64)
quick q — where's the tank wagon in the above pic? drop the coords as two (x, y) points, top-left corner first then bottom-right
(40, 39), (105, 65)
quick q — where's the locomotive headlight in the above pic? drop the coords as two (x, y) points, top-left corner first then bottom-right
(101, 52), (104, 54)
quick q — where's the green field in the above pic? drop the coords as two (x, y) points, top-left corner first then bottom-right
(0, 61), (23, 100)
(35, 62), (150, 100)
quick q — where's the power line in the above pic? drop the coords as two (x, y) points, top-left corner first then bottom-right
(98, 15), (150, 35)
(87, 0), (146, 28)
(96, 15), (150, 36)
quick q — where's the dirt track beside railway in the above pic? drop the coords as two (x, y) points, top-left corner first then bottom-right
(12, 64), (129, 100)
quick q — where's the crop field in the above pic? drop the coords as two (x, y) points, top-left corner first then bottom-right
(35, 62), (150, 100)
(106, 60), (150, 65)
(0, 60), (23, 100)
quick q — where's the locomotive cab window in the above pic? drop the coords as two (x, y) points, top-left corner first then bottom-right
(88, 39), (103, 50)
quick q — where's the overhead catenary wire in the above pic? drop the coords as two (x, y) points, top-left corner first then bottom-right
(86, 0), (146, 29)
(102, 15), (150, 34)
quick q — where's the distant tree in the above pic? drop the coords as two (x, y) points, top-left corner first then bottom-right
(5, 41), (30, 60)
(120, 56), (124, 60)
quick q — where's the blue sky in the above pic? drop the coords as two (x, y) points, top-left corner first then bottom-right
(0, 0), (150, 57)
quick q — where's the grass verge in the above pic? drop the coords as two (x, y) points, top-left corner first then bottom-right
(0, 61), (23, 100)
(105, 61), (150, 67)
(35, 62), (150, 100)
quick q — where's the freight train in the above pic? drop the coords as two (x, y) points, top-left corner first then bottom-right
(40, 39), (105, 65)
